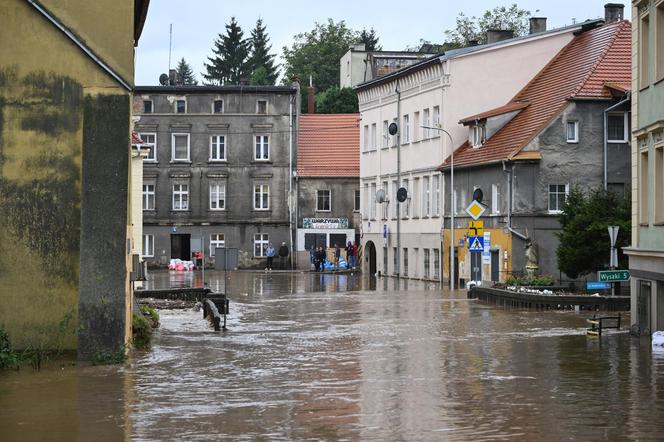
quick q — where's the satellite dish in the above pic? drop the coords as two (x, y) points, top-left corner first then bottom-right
(397, 187), (407, 203)
(473, 188), (483, 203)
(159, 73), (169, 85)
(388, 122), (398, 136)
(376, 189), (387, 203)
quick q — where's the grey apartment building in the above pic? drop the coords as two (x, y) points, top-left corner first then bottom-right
(133, 85), (298, 269)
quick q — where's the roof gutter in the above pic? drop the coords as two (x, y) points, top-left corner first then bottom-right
(26, 0), (132, 91)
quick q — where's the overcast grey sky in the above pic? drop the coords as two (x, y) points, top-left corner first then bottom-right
(135, 0), (631, 85)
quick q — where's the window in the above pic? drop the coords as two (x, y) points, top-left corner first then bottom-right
(423, 108), (430, 138)
(143, 100), (153, 113)
(140, 133), (156, 161)
(403, 114), (410, 143)
(433, 249), (440, 279)
(402, 178), (410, 217)
(171, 133), (190, 161)
(172, 183), (189, 210)
(413, 178), (420, 217)
(403, 248), (408, 276)
(210, 135), (226, 161)
(472, 124), (486, 147)
(391, 118), (398, 147)
(656, 147), (664, 224)
(371, 123), (377, 150)
(393, 247), (398, 274)
(142, 184), (155, 210)
(254, 184), (269, 210)
(213, 100), (224, 113)
(254, 233), (269, 257)
(658, 3), (664, 80)
(363, 125), (369, 152)
(566, 121), (578, 143)
(142, 234), (154, 257)
(433, 175), (440, 216)
(641, 13), (650, 88)
(640, 150), (649, 224)
(256, 100), (267, 114)
(413, 111), (420, 141)
(422, 176), (430, 217)
(383, 246), (388, 274)
(354, 189), (360, 212)
(607, 113), (628, 142)
(548, 184), (568, 213)
(432, 106), (440, 130)
(491, 184), (500, 214)
(363, 183), (369, 219)
(382, 120), (389, 148)
(370, 183), (377, 219)
(381, 181), (388, 220)
(391, 180), (399, 218)
(210, 234), (225, 256)
(176, 99), (186, 113)
(210, 183), (226, 210)
(424, 249), (430, 278)
(317, 189), (331, 211)
(255, 135), (269, 160)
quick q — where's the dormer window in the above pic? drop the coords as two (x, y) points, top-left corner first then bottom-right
(472, 124), (486, 148)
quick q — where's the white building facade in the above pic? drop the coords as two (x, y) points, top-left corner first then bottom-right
(356, 21), (593, 281)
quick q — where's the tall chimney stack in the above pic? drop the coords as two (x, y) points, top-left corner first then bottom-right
(486, 29), (514, 44)
(307, 75), (315, 114)
(529, 17), (547, 34)
(604, 3), (624, 23)
(168, 69), (177, 86)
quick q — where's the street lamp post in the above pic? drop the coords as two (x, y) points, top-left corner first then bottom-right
(422, 126), (455, 290)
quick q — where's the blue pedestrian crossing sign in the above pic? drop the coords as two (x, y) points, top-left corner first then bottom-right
(468, 236), (484, 252)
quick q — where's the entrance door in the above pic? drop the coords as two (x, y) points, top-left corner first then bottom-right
(491, 250), (500, 282)
(637, 281), (651, 335)
(470, 251), (482, 282)
(366, 241), (377, 275)
(171, 234), (191, 260)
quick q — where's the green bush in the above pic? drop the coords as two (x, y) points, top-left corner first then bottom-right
(506, 275), (554, 287)
(92, 348), (127, 365)
(0, 327), (20, 370)
(140, 305), (160, 329)
(132, 313), (152, 350)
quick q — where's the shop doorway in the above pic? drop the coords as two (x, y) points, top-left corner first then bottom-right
(171, 234), (191, 260)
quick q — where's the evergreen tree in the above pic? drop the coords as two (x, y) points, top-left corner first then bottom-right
(203, 17), (250, 85)
(315, 87), (359, 113)
(175, 57), (198, 85)
(247, 18), (278, 85)
(358, 28), (381, 51)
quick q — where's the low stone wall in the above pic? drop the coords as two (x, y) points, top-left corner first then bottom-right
(469, 287), (630, 311)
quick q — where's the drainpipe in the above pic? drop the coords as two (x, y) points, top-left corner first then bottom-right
(396, 79), (402, 277)
(289, 93), (295, 269)
(603, 93), (631, 190)
(503, 160), (528, 241)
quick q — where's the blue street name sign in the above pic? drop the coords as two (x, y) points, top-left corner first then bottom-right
(587, 282), (611, 290)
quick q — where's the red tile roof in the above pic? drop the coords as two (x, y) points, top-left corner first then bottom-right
(297, 114), (360, 177)
(459, 101), (530, 125)
(440, 21), (631, 170)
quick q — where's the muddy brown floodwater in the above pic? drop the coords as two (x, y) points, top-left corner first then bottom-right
(2, 271), (664, 441)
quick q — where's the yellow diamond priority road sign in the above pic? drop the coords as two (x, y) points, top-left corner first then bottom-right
(465, 200), (486, 220)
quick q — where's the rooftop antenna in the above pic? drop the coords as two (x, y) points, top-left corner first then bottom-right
(168, 23), (173, 72)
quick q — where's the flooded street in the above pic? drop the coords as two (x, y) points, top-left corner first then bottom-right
(2, 271), (664, 440)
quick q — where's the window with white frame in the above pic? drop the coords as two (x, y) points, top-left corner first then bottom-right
(423, 108), (430, 138)
(402, 178), (410, 217)
(413, 178), (420, 217)
(255, 135), (269, 160)
(171, 133), (190, 161)
(176, 99), (186, 114)
(317, 189), (331, 211)
(143, 100), (153, 113)
(210, 135), (226, 161)
(213, 100), (224, 113)
(254, 183), (269, 210)
(433, 248), (440, 279)
(433, 175), (440, 215)
(391, 118), (397, 147)
(140, 133), (157, 161)
(413, 111), (420, 141)
(491, 184), (500, 214)
(370, 182), (377, 219)
(210, 183), (226, 210)
(371, 123), (377, 150)
(363, 125), (369, 152)
(210, 233), (225, 256)
(172, 183), (189, 210)
(142, 234), (154, 257)
(607, 112), (628, 142)
(382, 181), (388, 220)
(392, 180), (398, 218)
(363, 183), (369, 219)
(422, 176), (430, 217)
(472, 124), (486, 147)
(433, 106), (440, 129)
(142, 184), (155, 210)
(424, 248), (430, 278)
(354, 189), (361, 212)
(382, 120), (389, 148)
(254, 233), (269, 257)
(566, 121), (579, 143)
(403, 114), (410, 143)
(256, 100), (267, 114)
(548, 184), (568, 212)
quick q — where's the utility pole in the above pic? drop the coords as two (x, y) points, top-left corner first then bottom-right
(395, 81), (401, 278)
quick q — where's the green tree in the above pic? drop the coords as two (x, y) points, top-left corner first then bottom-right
(175, 57), (198, 85)
(315, 86), (359, 113)
(203, 17), (250, 85)
(556, 187), (631, 279)
(247, 18), (279, 85)
(282, 19), (358, 111)
(444, 4), (531, 47)
(358, 27), (381, 51)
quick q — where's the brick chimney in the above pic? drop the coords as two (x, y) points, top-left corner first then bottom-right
(529, 17), (547, 34)
(486, 29), (514, 44)
(307, 76), (315, 114)
(168, 69), (177, 86)
(604, 3), (624, 22)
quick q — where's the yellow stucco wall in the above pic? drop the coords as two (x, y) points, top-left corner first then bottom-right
(0, 0), (135, 350)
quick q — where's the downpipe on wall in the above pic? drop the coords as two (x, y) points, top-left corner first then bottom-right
(502, 160), (527, 241)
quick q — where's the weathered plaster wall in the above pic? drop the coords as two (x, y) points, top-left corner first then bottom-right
(297, 177), (360, 228)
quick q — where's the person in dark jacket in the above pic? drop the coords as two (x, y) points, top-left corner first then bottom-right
(346, 241), (354, 269)
(315, 246), (326, 272)
(334, 243), (340, 269)
(278, 242), (289, 269)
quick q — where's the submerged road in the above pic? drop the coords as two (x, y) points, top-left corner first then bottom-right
(1, 271), (663, 440)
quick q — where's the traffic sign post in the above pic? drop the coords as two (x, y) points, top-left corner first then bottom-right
(465, 200), (486, 220)
(608, 226), (619, 295)
(468, 236), (484, 252)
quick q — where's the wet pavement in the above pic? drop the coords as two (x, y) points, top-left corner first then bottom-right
(2, 271), (664, 441)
